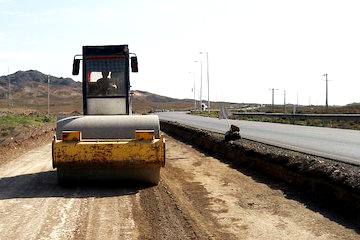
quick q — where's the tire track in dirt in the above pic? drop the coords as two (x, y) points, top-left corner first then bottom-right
(0, 143), (140, 240)
(134, 182), (201, 239)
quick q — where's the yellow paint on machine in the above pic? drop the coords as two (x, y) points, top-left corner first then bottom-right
(52, 135), (165, 168)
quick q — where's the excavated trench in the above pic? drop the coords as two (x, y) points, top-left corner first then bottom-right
(160, 120), (360, 224)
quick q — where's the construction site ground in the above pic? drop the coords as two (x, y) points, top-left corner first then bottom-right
(0, 134), (358, 240)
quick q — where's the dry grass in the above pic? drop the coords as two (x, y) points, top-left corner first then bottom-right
(0, 112), (55, 142)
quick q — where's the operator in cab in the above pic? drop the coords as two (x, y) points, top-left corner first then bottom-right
(96, 71), (117, 95)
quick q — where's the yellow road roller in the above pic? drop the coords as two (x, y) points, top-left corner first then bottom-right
(52, 45), (165, 185)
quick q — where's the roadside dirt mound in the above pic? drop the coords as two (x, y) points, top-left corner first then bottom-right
(0, 123), (55, 166)
(160, 120), (360, 224)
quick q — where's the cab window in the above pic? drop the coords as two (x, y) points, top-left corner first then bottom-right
(85, 57), (127, 97)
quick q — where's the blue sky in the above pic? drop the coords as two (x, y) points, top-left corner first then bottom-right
(1, 0), (360, 105)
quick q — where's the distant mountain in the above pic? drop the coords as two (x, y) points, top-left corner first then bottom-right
(0, 70), (195, 113)
(0, 70), (80, 89)
(346, 102), (360, 106)
(131, 90), (193, 113)
(0, 70), (82, 112)
(132, 90), (191, 103)
(0, 70), (245, 114)
(0, 69), (80, 91)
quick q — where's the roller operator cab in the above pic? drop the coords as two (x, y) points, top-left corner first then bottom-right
(52, 45), (165, 185)
(72, 45), (138, 115)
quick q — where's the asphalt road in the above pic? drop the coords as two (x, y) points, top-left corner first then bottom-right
(157, 112), (360, 166)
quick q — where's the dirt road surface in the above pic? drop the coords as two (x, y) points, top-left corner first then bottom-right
(0, 135), (358, 239)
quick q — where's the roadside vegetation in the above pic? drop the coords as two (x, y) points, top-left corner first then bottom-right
(234, 115), (360, 130)
(0, 112), (55, 142)
(190, 108), (360, 130)
(239, 104), (360, 130)
(245, 103), (360, 114)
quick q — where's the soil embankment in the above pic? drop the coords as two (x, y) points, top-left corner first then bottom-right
(0, 122), (54, 166)
(160, 120), (360, 224)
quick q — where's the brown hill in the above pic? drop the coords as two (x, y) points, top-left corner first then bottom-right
(0, 70), (205, 114)
(0, 70), (79, 88)
(0, 70), (82, 113)
(0, 70), (249, 114)
(131, 90), (194, 113)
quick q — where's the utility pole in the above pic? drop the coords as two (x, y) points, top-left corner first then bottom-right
(269, 88), (278, 112)
(7, 67), (10, 108)
(193, 60), (199, 110)
(190, 72), (196, 110)
(293, 91), (299, 114)
(47, 74), (50, 115)
(200, 51), (210, 113)
(297, 91), (299, 106)
(323, 73), (328, 109)
(199, 55), (203, 110)
(283, 90), (286, 114)
(206, 52), (210, 113)
(193, 73), (196, 110)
